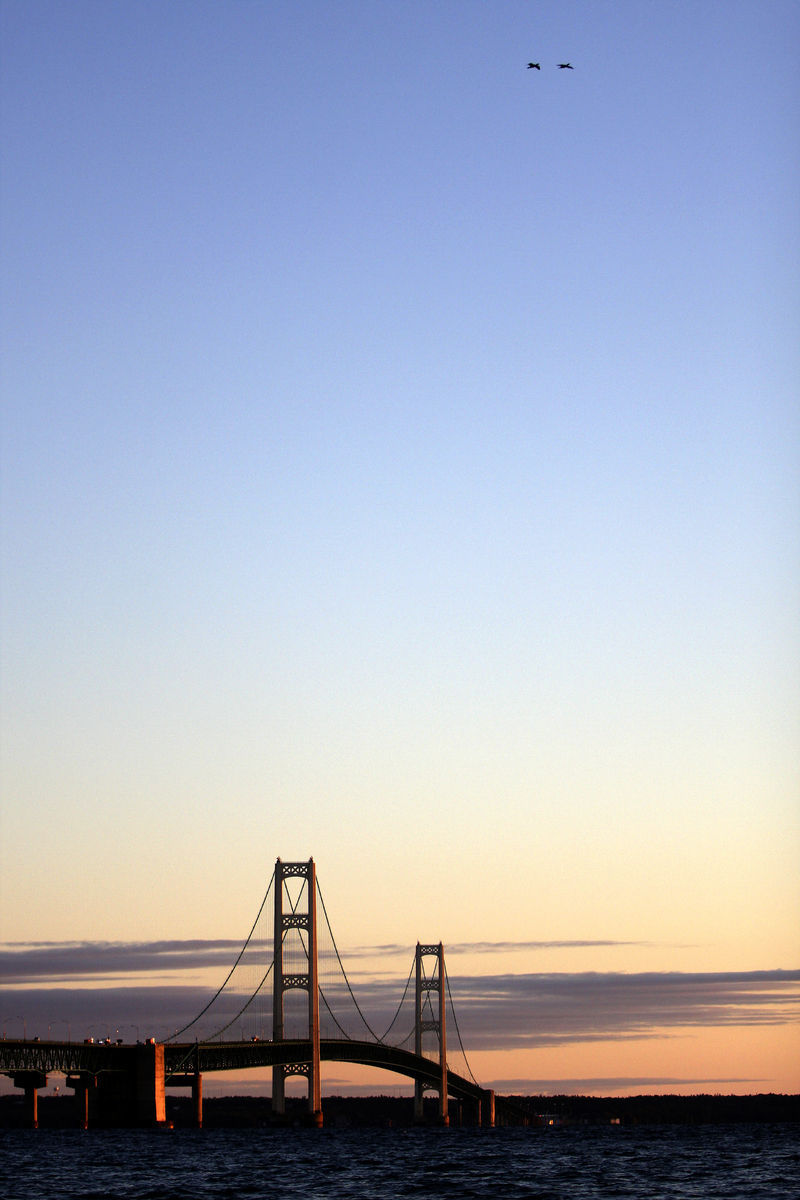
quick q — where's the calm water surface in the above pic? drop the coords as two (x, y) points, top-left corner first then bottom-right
(1, 1124), (798, 1199)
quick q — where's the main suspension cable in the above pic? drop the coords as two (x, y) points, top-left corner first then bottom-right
(375, 956), (415, 1043)
(316, 881), (384, 1042)
(318, 983), (350, 1038)
(287, 921), (348, 1041)
(205, 961), (274, 1041)
(165, 869), (275, 1042)
(446, 969), (479, 1085)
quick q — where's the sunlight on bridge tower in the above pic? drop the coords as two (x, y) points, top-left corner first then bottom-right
(271, 858), (322, 1124)
(414, 942), (448, 1125)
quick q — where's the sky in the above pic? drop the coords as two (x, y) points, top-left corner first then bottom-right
(1, 0), (798, 1100)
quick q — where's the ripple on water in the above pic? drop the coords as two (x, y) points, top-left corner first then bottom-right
(1, 1124), (799, 1200)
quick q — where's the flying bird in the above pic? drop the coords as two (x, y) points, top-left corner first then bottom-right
(557, 62), (574, 69)
(527, 62), (541, 70)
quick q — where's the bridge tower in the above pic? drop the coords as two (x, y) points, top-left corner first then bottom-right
(414, 942), (448, 1124)
(271, 858), (322, 1123)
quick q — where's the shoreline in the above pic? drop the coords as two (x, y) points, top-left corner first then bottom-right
(2, 1091), (797, 1129)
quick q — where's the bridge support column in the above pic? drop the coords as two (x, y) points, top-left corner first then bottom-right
(78, 1080), (90, 1129)
(272, 858), (322, 1124)
(192, 1071), (203, 1129)
(414, 942), (448, 1125)
(191, 1041), (203, 1128)
(67, 1075), (95, 1129)
(481, 1089), (495, 1128)
(13, 1072), (46, 1128)
(26, 1081), (39, 1129)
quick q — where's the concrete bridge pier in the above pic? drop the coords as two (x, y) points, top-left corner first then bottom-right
(481, 1089), (495, 1128)
(134, 1041), (166, 1126)
(191, 1040), (203, 1128)
(63, 1044), (165, 1127)
(66, 1074), (95, 1129)
(413, 1085), (450, 1126)
(166, 1038), (203, 1128)
(12, 1072), (47, 1128)
(193, 1070), (203, 1129)
(164, 1072), (203, 1127)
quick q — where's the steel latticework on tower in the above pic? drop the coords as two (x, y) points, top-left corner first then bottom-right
(414, 942), (448, 1124)
(271, 858), (321, 1122)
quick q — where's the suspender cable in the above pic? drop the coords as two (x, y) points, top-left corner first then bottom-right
(165, 870), (275, 1042)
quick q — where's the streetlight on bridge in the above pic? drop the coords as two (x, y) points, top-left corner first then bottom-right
(116, 1024), (140, 1043)
(2, 1015), (26, 1040)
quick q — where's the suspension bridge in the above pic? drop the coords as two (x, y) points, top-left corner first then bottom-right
(1, 859), (502, 1128)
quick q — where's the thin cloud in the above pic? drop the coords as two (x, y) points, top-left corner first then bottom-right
(435, 969), (800, 1049)
(448, 941), (655, 954)
(344, 940), (653, 958)
(3, 968), (797, 1052)
(0, 940), (247, 983)
(1, 986), (208, 1040)
(317, 968), (800, 1050)
(0, 937), (674, 984)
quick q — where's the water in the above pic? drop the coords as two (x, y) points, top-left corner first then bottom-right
(1, 1124), (798, 1199)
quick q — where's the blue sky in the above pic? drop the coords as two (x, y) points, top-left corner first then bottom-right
(1, 1), (798, 1095)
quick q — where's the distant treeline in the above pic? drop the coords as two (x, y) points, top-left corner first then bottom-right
(1, 1091), (797, 1129)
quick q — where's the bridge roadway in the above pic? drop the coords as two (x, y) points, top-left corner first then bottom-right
(168, 1039), (487, 1106)
(1, 1038), (493, 1119)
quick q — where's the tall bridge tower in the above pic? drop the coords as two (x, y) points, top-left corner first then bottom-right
(414, 942), (448, 1124)
(271, 858), (321, 1123)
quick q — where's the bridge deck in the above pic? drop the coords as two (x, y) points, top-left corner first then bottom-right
(0, 1038), (486, 1104)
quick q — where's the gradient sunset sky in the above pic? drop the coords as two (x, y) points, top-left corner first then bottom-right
(1, 1), (798, 1098)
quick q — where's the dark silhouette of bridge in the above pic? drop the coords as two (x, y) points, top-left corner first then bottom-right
(1, 859), (500, 1128)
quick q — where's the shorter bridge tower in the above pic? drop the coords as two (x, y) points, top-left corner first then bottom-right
(414, 942), (448, 1124)
(271, 858), (321, 1123)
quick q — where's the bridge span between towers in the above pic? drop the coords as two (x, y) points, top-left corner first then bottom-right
(1, 858), (501, 1128)
(170, 1038), (489, 1108)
